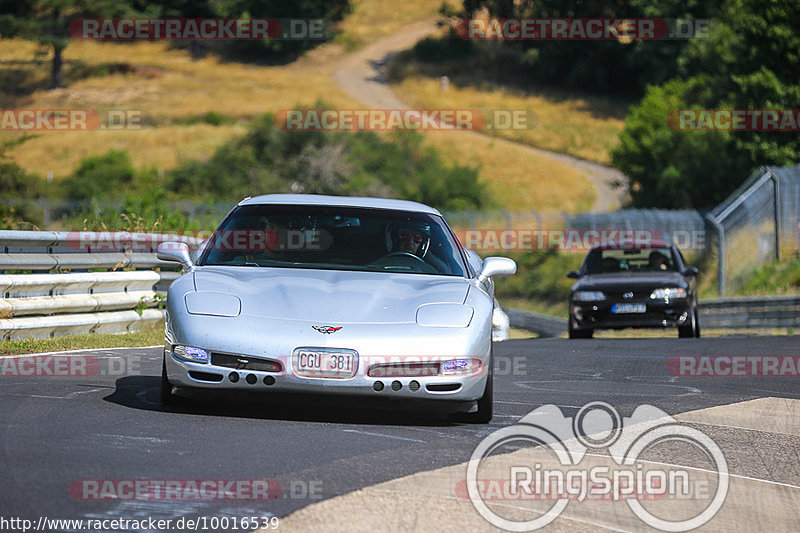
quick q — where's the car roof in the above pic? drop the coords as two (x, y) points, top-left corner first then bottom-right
(239, 194), (441, 215)
(590, 239), (674, 251)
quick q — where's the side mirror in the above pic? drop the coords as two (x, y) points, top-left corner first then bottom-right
(682, 266), (699, 276)
(478, 257), (517, 283)
(566, 270), (581, 279)
(157, 242), (193, 270)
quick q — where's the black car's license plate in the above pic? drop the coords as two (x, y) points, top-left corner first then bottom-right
(611, 303), (647, 314)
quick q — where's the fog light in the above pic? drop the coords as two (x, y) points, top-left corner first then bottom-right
(441, 358), (483, 375)
(228, 372), (239, 383)
(245, 374), (257, 384)
(173, 345), (209, 363)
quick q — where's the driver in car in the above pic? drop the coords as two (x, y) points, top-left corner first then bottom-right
(386, 221), (448, 273)
(392, 223), (429, 256)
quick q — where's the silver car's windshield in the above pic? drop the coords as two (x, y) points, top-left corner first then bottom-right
(199, 204), (467, 277)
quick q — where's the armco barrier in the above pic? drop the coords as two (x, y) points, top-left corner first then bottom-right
(0, 231), (201, 340)
(508, 296), (800, 337)
(698, 295), (800, 329)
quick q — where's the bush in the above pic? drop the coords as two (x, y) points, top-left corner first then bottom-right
(0, 138), (44, 228)
(167, 111), (490, 211)
(611, 79), (749, 208)
(613, 0), (800, 208)
(494, 250), (584, 304)
(61, 150), (135, 201)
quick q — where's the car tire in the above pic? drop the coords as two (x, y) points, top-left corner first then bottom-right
(568, 318), (593, 339)
(678, 306), (699, 338)
(460, 351), (493, 424)
(160, 358), (179, 406)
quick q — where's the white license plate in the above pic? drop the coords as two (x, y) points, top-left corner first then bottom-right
(612, 303), (647, 314)
(293, 348), (358, 378)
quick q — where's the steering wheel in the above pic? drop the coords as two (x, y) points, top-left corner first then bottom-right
(382, 251), (427, 263)
(373, 252), (437, 273)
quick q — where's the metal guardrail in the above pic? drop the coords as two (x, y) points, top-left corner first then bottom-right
(506, 309), (568, 338)
(508, 296), (800, 336)
(0, 231), (201, 340)
(698, 295), (800, 329)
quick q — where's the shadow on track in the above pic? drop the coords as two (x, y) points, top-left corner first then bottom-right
(104, 375), (462, 427)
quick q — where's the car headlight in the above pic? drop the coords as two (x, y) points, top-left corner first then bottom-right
(650, 288), (686, 299)
(173, 345), (209, 363)
(184, 292), (241, 317)
(573, 291), (606, 302)
(416, 303), (474, 327)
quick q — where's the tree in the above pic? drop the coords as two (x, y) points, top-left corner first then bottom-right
(613, 0), (800, 207)
(0, 0), (132, 89)
(460, 0), (724, 95)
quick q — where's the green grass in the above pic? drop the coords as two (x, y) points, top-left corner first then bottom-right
(390, 46), (629, 165)
(737, 253), (800, 296)
(0, 322), (163, 355)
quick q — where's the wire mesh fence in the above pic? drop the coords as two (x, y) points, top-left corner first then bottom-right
(5, 163), (799, 296)
(707, 165), (800, 295)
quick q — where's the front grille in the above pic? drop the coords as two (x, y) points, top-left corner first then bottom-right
(188, 371), (224, 382)
(210, 352), (282, 373)
(605, 291), (650, 300)
(367, 362), (440, 377)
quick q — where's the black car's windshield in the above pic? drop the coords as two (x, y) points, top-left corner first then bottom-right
(199, 204), (466, 277)
(584, 247), (677, 274)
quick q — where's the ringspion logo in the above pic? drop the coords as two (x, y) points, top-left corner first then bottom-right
(466, 402), (728, 531)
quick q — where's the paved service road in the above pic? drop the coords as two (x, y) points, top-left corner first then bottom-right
(1, 337), (798, 531)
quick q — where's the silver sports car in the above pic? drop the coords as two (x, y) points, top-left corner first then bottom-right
(156, 194), (516, 422)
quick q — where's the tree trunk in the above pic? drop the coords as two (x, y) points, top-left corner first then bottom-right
(51, 44), (64, 89)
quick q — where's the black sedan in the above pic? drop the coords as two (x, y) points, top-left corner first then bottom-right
(567, 240), (700, 338)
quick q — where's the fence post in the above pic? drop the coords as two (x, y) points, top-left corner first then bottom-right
(706, 214), (725, 296)
(531, 210), (542, 231)
(768, 168), (781, 260)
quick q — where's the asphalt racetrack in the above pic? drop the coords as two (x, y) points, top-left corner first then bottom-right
(1, 336), (798, 532)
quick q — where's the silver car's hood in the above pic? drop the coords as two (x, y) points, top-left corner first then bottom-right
(192, 266), (469, 323)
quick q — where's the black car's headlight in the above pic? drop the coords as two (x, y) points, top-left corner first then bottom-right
(173, 345), (209, 363)
(650, 288), (686, 299)
(574, 291), (606, 302)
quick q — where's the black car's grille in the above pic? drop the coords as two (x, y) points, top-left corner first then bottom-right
(604, 290), (651, 300)
(210, 352), (282, 373)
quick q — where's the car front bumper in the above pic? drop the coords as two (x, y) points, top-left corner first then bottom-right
(571, 299), (693, 330)
(165, 349), (489, 402)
